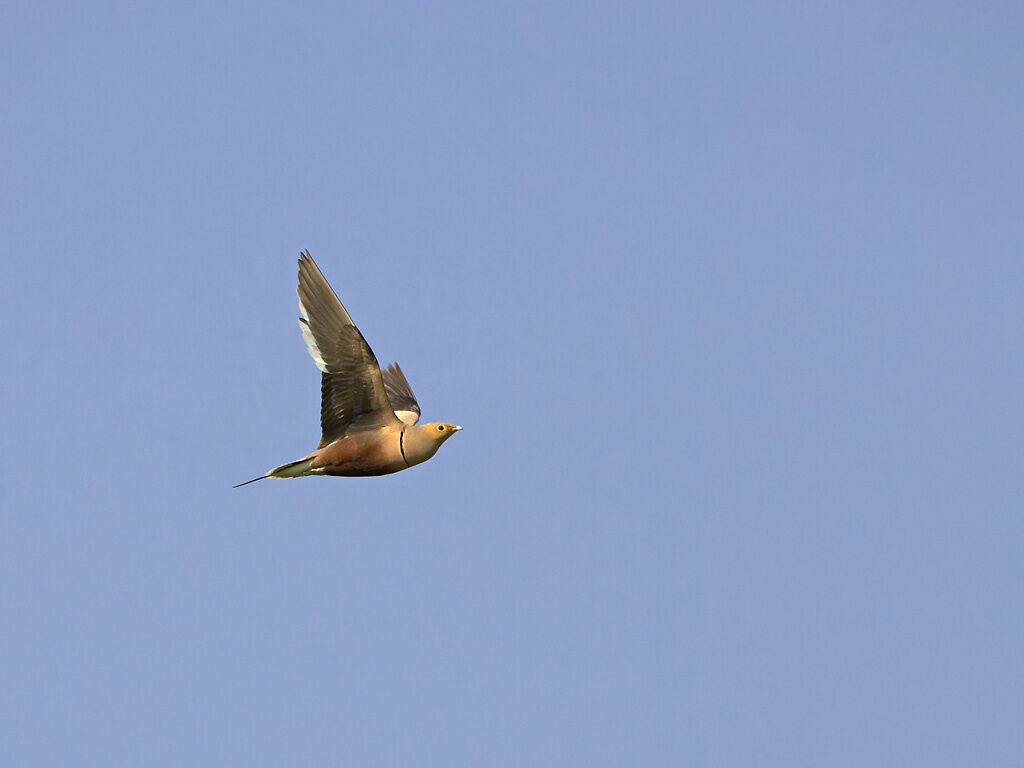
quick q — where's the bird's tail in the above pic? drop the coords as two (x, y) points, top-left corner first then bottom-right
(232, 456), (316, 488)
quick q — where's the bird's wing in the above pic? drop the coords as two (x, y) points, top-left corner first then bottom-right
(297, 249), (355, 368)
(382, 363), (421, 425)
(296, 251), (399, 446)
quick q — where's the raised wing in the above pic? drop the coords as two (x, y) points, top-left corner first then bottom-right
(315, 325), (398, 444)
(297, 249), (355, 370)
(382, 363), (421, 425)
(296, 251), (399, 445)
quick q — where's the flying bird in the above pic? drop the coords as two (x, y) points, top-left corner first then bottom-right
(235, 251), (461, 487)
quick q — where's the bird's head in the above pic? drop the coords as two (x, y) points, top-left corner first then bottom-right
(424, 422), (462, 444)
(402, 422), (462, 467)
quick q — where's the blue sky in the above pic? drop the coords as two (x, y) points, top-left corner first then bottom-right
(2, 1), (1023, 765)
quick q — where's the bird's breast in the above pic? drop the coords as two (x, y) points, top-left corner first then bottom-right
(313, 431), (407, 476)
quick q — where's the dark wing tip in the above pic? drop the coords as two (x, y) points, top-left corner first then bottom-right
(381, 362), (421, 421)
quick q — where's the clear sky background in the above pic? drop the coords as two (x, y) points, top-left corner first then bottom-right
(2, 2), (1022, 765)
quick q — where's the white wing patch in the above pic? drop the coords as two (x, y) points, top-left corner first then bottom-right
(297, 298), (328, 372)
(394, 409), (420, 425)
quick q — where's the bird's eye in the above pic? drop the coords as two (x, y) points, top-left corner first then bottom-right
(437, 425), (445, 431)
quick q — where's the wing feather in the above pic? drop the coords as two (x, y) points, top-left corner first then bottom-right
(382, 363), (421, 425)
(295, 251), (399, 446)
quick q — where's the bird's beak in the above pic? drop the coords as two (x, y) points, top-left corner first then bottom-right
(453, 425), (463, 431)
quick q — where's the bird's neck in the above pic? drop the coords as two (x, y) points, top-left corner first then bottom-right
(401, 425), (443, 467)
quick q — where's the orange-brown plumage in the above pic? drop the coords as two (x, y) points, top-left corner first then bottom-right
(312, 429), (406, 476)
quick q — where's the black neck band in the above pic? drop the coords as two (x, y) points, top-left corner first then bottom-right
(399, 427), (410, 467)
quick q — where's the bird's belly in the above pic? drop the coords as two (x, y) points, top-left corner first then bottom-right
(314, 434), (407, 477)
(322, 461), (406, 477)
